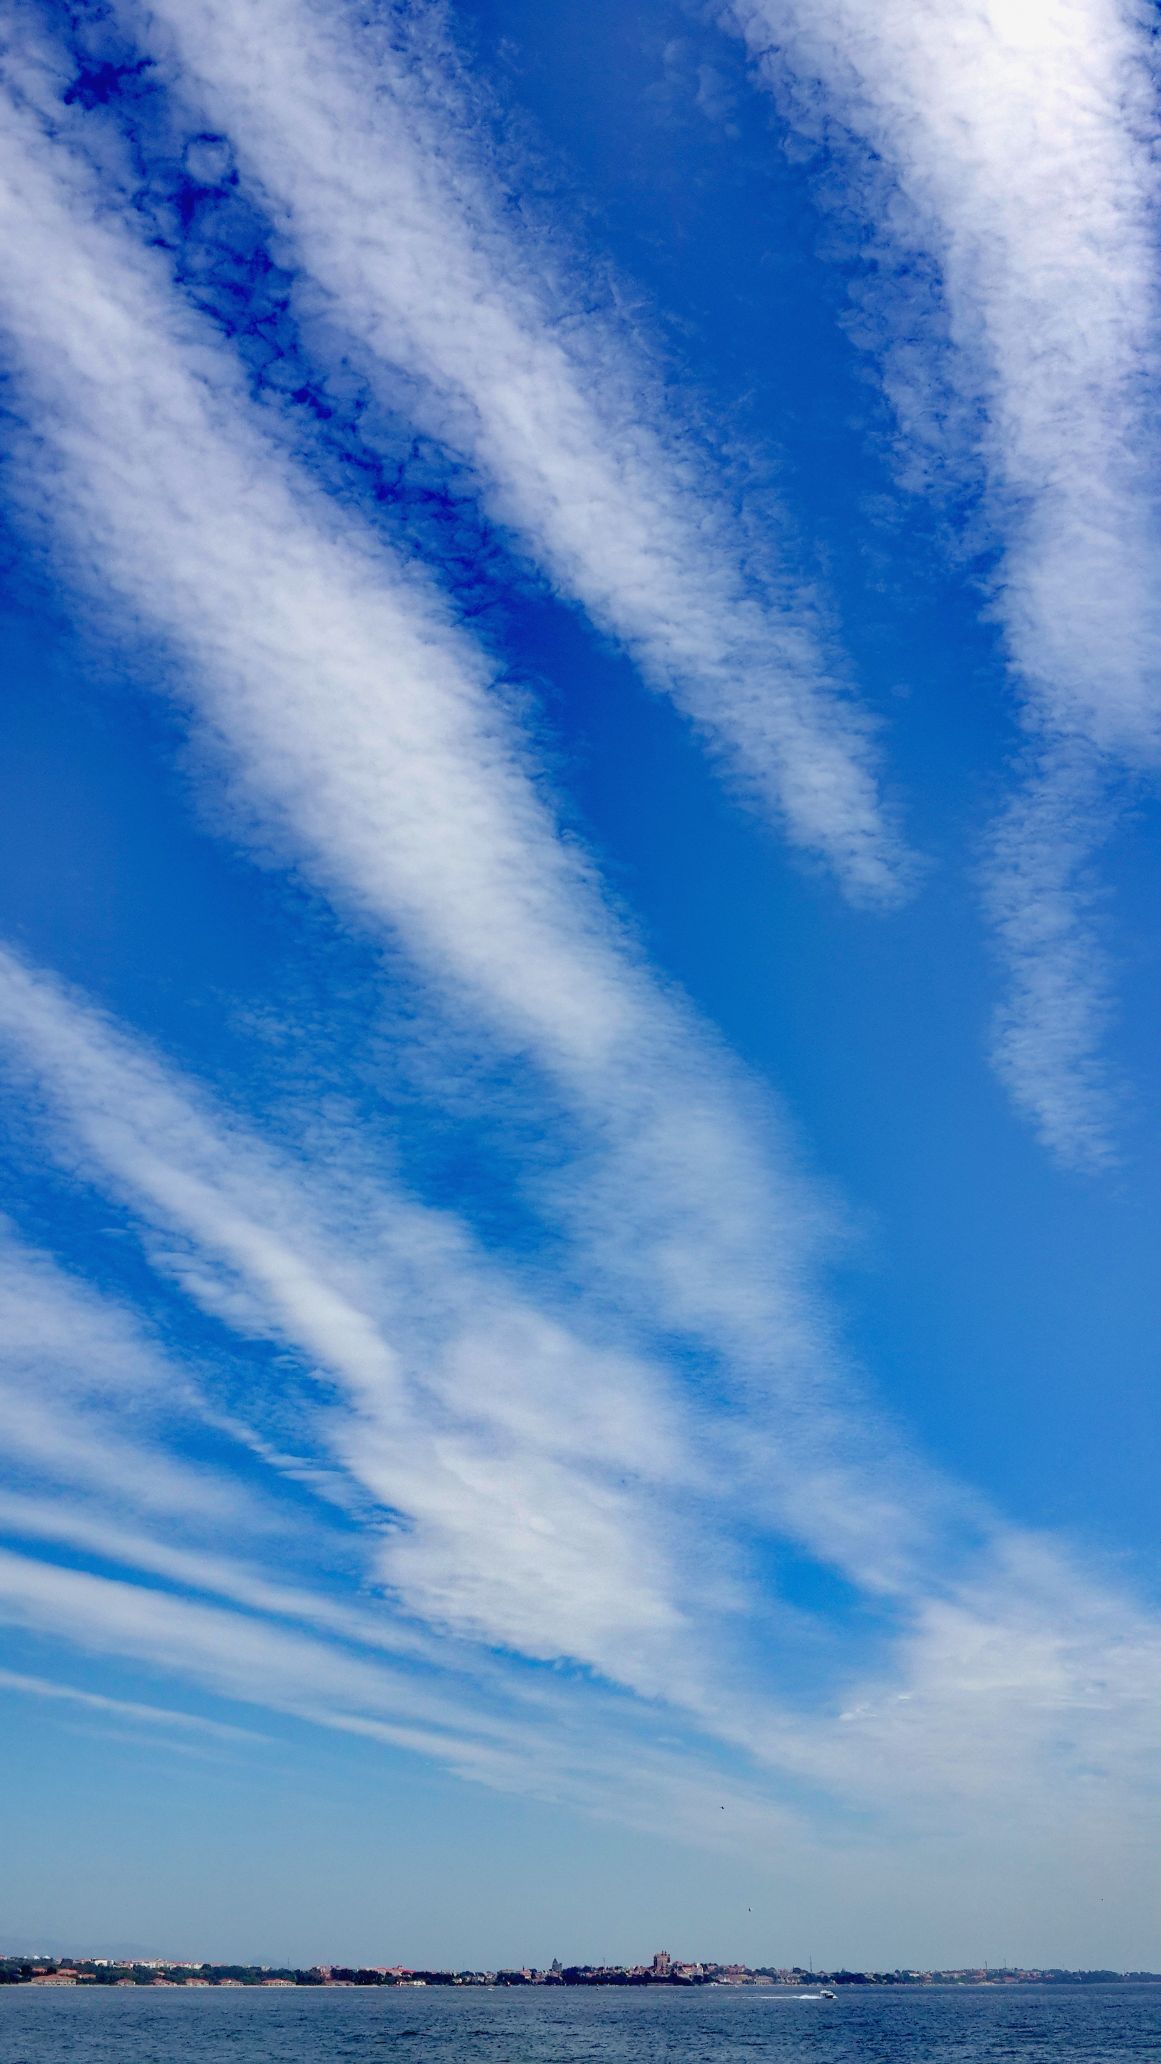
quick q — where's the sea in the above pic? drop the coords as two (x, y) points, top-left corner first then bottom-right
(1, 1984), (1158, 2064)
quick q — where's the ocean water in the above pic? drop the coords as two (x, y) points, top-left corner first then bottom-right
(1, 1985), (1158, 2064)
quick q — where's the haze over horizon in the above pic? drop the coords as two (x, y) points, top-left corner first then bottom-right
(1, 0), (1160, 1973)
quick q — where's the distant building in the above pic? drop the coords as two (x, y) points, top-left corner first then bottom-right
(652, 1952), (671, 1978)
(31, 1972), (77, 1986)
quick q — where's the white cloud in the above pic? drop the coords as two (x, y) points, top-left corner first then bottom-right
(0, 1541), (838, 1855)
(85, 0), (909, 902)
(0, 946), (722, 1695)
(0, 92), (943, 1606)
(6, 1513), (1158, 1871)
(982, 754), (1118, 1168)
(0, 92), (625, 1068)
(3, 943), (1161, 1869)
(1, 57), (1159, 1895)
(0, 1490), (482, 1674)
(0, 1229), (166, 1400)
(725, 0), (1161, 1161)
(0, 1546), (538, 1769)
(0, 1229), (267, 1526)
(0, 1665), (266, 1743)
(786, 1530), (1161, 1831)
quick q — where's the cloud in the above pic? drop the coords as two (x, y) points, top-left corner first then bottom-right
(788, 1530), (1161, 1832)
(66, 0), (909, 903)
(724, 0), (1161, 1161)
(3, 943), (1161, 1868)
(982, 753), (1119, 1169)
(0, 1490), (486, 1675)
(0, 1228), (269, 1526)
(0, 1546), (543, 1773)
(0, 1665), (266, 1743)
(0, 87), (944, 1606)
(3, 949), (1161, 1880)
(1, 48), (1159, 1895)
(0, 1539), (834, 1855)
(0, 946), (730, 1698)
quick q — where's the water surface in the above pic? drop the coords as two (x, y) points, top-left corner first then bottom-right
(2, 1982), (1157, 2064)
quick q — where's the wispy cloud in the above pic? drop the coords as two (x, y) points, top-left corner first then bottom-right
(0, 1666), (266, 1744)
(725, 0), (1161, 1161)
(0, 1541), (829, 1850)
(1, 43), (1159, 1898)
(44, 0), (910, 901)
(0, 945), (736, 1701)
(0, 1491), (486, 1675)
(3, 944), (1160, 1866)
(982, 753), (1119, 1166)
(0, 1229), (268, 1527)
(790, 1530), (1161, 1832)
(0, 87), (941, 1603)
(0, 1546), (543, 1776)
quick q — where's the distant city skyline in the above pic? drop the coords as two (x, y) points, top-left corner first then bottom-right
(5, 1952), (1158, 1989)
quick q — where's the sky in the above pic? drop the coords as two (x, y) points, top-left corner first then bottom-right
(0, 0), (1160, 1974)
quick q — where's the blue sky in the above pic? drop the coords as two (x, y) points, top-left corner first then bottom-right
(1, 0), (1160, 1972)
